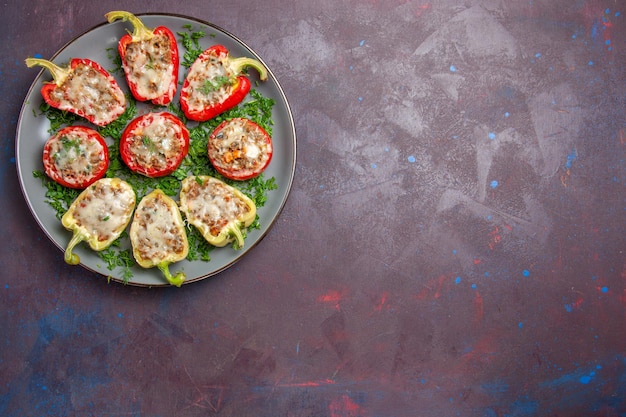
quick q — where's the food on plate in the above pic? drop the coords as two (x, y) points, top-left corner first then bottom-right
(129, 189), (189, 287)
(179, 44), (268, 122)
(25, 57), (126, 126)
(105, 10), (179, 106)
(119, 111), (189, 177)
(208, 117), (273, 181)
(179, 176), (256, 248)
(61, 178), (136, 265)
(42, 126), (109, 189)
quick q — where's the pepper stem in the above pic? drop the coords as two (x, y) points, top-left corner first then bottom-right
(64, 230), (86, 265)
(227, 224), (246, 249)
(231, 57), (268, 81)
(157, 262), (186, 288)
(25, 58), (70, 86)
(105, 11), (154, 41)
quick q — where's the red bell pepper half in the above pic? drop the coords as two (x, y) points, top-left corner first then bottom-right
(25, 57), (126, 127)
(119, 112), (189, 178)
(208, 118), (273, 181)
(180, 45), (268, 122)
(106, 11), (179, 105)
(43, 126), (110, 189)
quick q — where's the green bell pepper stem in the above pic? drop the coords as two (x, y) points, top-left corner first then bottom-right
(25, 58), (69, 86)
(64, 229), (88, 265)
(231, 57), (268, 81)
(157, 262), (186, 288)
(105, 11), (154, 41)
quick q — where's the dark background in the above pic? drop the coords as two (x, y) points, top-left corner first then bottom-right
(1, 0), (624, 416)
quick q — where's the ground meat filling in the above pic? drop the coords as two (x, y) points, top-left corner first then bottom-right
(126, 116), (186, 172)
(124, 33), (174, 99)
(183, 53), (234, 111)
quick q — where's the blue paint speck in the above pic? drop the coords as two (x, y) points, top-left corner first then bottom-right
(616, 11), (621, 17)
(34, 53), (43, 58)
(455, 276), (462, 284)
(452, 249), (457, 255)
(523, 270), (530, 277)
(471, 284), (477, 289)
(518, 322), (523, 329)
(565, 148), (577, 169)
(504, 112), (510, 118)
(358, 96), (363, 102)
(579, 375), (592, 384)
(588, 61), (594, 66)
(371, 163), (377, 169)
(572, 34), (577, 39)
(535, 52), (542, 58)
(359, 39), (365, 47)
(605, 8), (610, 14)
(490, 180), (499, 189)
(605, 39), (611, 45)
(4, 284), (8, 289)
(601, 287), (608, 293)
(564, 304), (573, 313)
(408, 155), (416, 163)
(488, 132), (496, 140)
(450, 65), (457, 72)
(117, 313), (123, 318)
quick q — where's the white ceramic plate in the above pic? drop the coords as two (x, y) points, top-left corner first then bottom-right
(15, 14), (296, 287)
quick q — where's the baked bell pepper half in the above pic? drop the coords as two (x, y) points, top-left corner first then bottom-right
(179, 176), (256, 248)
(129, 189), (189, 287)
(61, 178), (136, 265)
(119, 111), (190, 177)
(43, 126), (109, 189)
(105, 11), (179, 105)
(208, 117), (273, 181)
(25, 57), (126, 126)
(180, 45), (268, 122)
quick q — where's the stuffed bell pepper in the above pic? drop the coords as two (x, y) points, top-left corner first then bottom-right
(129, 189), (189, 287)
(180, 45), (268, 122)
(208, 117), (273, 181)
(119, 111), (189, 177)
(179, 176), (256, 248)
(25, 57), (126, 126)
(106, 11), (179, 105)
(62, 178), (136, 265)
(43, 126), (109, 189)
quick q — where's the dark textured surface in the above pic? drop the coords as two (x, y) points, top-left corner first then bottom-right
(1, 1), (625, 416)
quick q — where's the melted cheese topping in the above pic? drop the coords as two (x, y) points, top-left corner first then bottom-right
(180, 177), (250, 237)
(181, 52), (235, 112)
(71, 179), (135, 242)
(209, 118), (271, 177)
(125, 113), (186, 173)
(131, 191), (187, 264)
(50, 63), (126, 125)
(46, 129), (106, 186)
(124, 34), (175, 100)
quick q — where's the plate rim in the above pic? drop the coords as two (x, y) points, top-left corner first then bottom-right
(15, 12), (297, 287)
